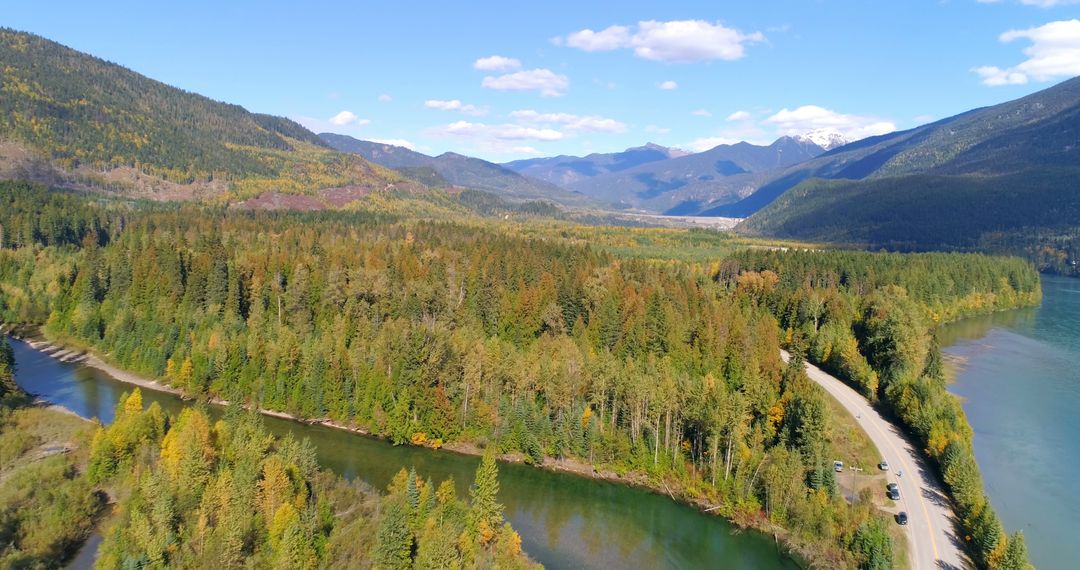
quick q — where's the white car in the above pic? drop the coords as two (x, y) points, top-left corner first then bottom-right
(879, 460), (890, 471)
(834, 460), (844, 472)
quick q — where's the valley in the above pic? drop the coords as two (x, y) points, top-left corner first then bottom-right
(1, 7), (1074, 568)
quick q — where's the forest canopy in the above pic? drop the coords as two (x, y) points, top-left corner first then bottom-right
(0, 182), (1039, 568)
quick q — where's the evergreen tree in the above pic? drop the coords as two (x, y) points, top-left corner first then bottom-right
(469, 449), (503, 544)
(373, 500), (414, 570)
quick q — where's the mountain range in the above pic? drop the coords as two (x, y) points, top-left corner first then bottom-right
(319, 133), (592, 205)
(502, 143), (688, 187)
(503, 137), (827, 213)
(738, 75), (1080, 250)
(2, 25), (1077, 253)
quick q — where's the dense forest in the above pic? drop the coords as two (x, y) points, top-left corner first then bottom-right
(0, 182), (1039, 568)
(729, 248), (1036, 569)
(86, 390), (532, 569)
(740, 172), (1080, 276)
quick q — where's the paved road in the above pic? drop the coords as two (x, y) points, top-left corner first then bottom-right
(781, 351), (970, 570)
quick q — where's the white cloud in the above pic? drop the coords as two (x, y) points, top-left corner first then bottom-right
(328, 111), (369, 127)
(473, 55), (522, 71)
(369, 138), (415, 150)
(764, 105), (895, 140)
(510, 110), (627, 133)
(973, 19), (1080, 85)
(424, 99), (462, 111)
(726, 110), (751, 121)
(563, 25), (632, 51)
(659, 80), (678, 90)
(292, 113), (370, 134)
(428, 121), (564, 141)
(558, 20), (764, 63)
(685, 136), (743, 152)
(423, 99), (488, 116)
(378, 94), (392, 103)
(691, 109), (712, 117)
(481, 68), (570, 96)
(632, 20), (764, 63)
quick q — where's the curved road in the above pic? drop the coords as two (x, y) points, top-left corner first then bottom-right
(781, 351), (969, 570)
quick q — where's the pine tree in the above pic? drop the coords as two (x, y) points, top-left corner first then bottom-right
(373, 500), (413, 570)
(469, 449), (503, 544)
(998, 532), (1032, 570)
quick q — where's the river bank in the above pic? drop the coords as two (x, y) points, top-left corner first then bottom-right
(5, 327), (815, 568)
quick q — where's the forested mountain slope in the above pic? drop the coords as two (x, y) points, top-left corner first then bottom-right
(734, 77), (1080, 271)
(719, 76), (1080, 219)
(0, 28), (416, 202)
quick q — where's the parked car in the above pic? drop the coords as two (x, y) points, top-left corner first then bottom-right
(879, 460), (890, 471)
(887, 483), (900, 500)
(834, 460), (844, 472)
(896, 512), (909, 525)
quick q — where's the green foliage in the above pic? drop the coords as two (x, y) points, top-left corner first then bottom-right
(851, 517), (894, 570)
(374, 461), (535, 570)
(469, 450), (503, 541)
(373, 499), (414, 570)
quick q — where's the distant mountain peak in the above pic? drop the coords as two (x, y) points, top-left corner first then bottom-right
(630, 142), (691, 158)
(792, 128), (849, 151)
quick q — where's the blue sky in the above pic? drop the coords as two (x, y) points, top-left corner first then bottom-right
(5, 0), (1080, 160)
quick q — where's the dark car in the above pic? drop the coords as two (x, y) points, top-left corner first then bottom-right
(886, 483), (900, 500)
(896, 512), (908, 525)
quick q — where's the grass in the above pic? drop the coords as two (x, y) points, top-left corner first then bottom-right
(0, 401), (103, 568)
(823, 388), (881, 475)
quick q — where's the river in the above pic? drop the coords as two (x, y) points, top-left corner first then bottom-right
(7, 337), (797, 570)
(939, 274), (1080, 569)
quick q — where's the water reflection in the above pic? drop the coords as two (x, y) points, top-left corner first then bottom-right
(940, 275), (1080, 569)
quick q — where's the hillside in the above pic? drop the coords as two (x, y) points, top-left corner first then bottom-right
(320, 133), (594, 205)
(502, 143), (686, 187)
(739, 76), (1080, 266)
(552, 137), (824, 213)
(0, 28), (415, 202)
(720, 76), (1080, 218)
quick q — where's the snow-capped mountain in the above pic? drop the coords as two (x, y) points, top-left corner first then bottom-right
(794, 128), (850, 151)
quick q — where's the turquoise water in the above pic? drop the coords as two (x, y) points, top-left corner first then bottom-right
(9, 338), (796, 570)
(940, 274), (1080, 569)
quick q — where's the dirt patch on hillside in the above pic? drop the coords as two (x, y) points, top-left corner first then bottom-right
(0, 139), (227, 200)
(232, 192), (327, 211)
